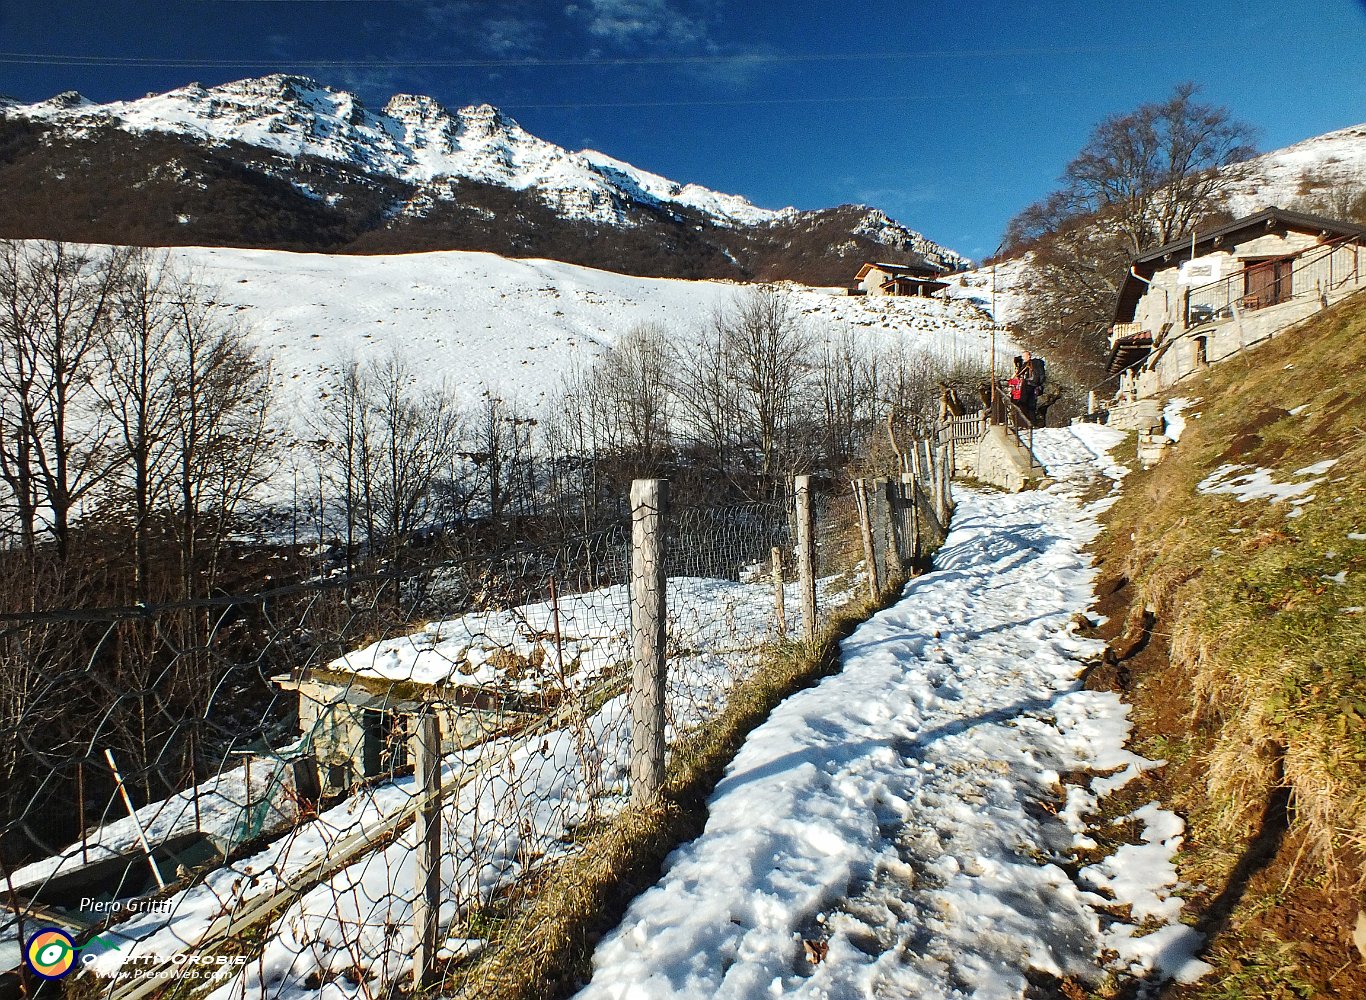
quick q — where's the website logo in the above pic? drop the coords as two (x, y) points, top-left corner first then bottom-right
(24, 928), (77, 980)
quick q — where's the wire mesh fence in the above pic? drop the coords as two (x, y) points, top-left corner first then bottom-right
(0, 451), (955, 1000)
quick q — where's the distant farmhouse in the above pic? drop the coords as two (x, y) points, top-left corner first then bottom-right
(852, 259), (951, 297)
(1105, 207), (1366, 427)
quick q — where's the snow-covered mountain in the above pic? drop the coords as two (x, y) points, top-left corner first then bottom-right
(0, 75), (965, 282)
(13, 76), (778, 229)
(1223, 120), (1366, 216)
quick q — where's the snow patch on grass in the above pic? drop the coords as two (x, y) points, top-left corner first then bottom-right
(1197, 461), (1335, 505)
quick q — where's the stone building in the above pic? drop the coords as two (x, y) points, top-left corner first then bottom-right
(273, 666), (538, 798)
(852, 260), (950, 297)
(1105, 207), (1366, 429)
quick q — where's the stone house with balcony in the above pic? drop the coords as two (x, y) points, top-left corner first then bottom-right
(852, 259), (951, 297)
(1104, 207), (1366, 428)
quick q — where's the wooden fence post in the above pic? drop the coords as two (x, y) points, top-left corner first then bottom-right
(929, 445), (944, 524)
(870, 477), (891, 585)
(939, 444), (953, 522)
(882, 478), (905, 580)
(853, 478), (880, 599)
(412, 706), (442, 989)
(770, 546), (787, 638)
(630, 479), (669, 807)
(902, 472), (920, 562)
(794, 475), (817, 645)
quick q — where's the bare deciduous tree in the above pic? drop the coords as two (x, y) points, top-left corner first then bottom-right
(1010, 83), (1257, 258)
(1003, 84), (1256, 388)
(164, 279), (275, 599)
(101, 249), (183, 598)
(719, 286), (815, 482)
(314, 354), (467, 598)
(0, 240), (124, 555)
(595, 322), (675, 472)
(673, 315), (742, 479)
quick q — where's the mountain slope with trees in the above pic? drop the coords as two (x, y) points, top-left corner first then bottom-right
(1089, 287), (1366, 998)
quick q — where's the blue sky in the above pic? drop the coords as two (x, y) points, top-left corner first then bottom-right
(1, 0), (1364, 258)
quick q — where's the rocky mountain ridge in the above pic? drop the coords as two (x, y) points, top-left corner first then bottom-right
(0, 75), (966, 284)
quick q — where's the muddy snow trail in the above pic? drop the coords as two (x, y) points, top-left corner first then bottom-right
(576, 425), (1210, 1000)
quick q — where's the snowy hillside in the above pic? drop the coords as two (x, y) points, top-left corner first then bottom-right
(940, 253), (1033, 327)
(1223, 120), (1366, 215)
(172, 245), (1012, 427)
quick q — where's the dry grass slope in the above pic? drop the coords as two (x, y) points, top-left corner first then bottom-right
(1097, 288), (1366, 997)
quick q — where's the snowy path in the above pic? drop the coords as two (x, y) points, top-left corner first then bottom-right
(576, 426), (1210, 999)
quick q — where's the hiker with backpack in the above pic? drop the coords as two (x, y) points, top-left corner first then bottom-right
(1022, 351), (1046, 425)
(1009, 351), (1047, 426)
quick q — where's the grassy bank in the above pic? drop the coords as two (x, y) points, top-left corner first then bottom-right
(437, 589), (894, 1000)
(1092, 290), (1366, 996)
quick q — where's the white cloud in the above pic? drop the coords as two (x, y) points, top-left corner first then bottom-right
(567, 0), (713, 50)
(483, 16), (544, 57)
(423, 3), (545, 58)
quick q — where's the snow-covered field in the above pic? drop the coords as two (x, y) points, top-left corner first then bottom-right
(574, 425), (1212, 998)
(167, 245), (1011, 432)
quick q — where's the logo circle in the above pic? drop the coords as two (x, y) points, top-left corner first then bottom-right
(25, 928), (77, 979)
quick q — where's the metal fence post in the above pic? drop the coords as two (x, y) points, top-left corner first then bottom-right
(794, 475), (817, 645)
(629, 478), (669, 807)
(412, 706), (441, 989)
(770, 545), (787, 638)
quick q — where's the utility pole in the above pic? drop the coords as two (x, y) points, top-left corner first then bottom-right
(990, 240), (1005, 420)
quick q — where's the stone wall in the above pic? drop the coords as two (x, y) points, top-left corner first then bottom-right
(964, 425), (1047, 492)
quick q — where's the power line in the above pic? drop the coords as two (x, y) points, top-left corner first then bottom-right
(0, 43), (1181, 71)
(499, 94), (937, 110)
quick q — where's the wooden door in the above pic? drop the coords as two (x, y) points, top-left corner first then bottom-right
(1244, 258), (1294, 308)
(1273, 258), (1293, 303)
(1244, 260), (1276, 309)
